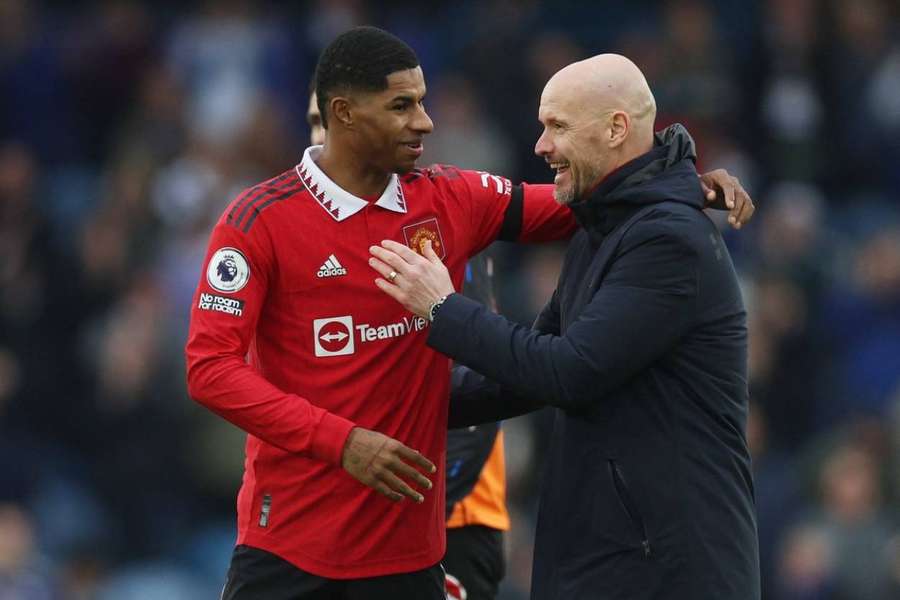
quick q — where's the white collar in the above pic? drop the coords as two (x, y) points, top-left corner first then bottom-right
(295, 146), (407, 222)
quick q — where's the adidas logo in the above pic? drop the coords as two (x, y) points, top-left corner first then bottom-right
(316, 254), (348, 278)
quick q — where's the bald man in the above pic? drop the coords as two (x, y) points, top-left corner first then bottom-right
(371, 54), (760, 599)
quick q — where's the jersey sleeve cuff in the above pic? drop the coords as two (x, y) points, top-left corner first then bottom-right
(309, 411), (357, 466)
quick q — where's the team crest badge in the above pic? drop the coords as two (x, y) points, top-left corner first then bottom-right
(207, 247), (250, 293)
(402, 217), (446, 260)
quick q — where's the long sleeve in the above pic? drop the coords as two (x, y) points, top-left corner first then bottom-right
(447, 290), (561, 426)
(430, 221), (699, 411)
(185, 212), (355, 465)
(425, 165), (577, 256)
(448, 366), (543, 428)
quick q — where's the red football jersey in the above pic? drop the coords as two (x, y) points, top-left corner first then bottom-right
(185, 146), (575, 578)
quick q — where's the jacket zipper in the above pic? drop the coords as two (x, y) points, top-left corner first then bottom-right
(259, 493), (272, 528)
(608, 460), (652, 557)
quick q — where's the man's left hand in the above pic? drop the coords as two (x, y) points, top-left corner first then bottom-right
(369, 240), (455, 318)
(699, 169), (755, 229)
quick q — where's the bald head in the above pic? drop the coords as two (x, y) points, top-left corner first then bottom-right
(547, 54), (656, 147)
(535, 54), (657, 204)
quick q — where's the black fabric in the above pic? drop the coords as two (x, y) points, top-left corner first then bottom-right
(443, 526), (505, 600)
(222, 545), (334, 600)
(342, 563), (445, 599)
(433, 124), (760, 599)
(444, 253), (502, 516)
(449, 366), (540, 428)
(496, 184), (523, 241)
(221, 545), (445, 600)
(460, 251), (497, 310)
(444, 418), (499, 518)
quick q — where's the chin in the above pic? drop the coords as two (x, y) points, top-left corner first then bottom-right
(393, 161), (417, 175)
(553, 186), (575, 205)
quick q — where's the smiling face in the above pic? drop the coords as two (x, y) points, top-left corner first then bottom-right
(534, 75), (611, 205)
(534, 55), (658, 205)
(344, 66), (433, 175)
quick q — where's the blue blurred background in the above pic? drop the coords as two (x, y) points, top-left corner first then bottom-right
(0, 0), (898, 598)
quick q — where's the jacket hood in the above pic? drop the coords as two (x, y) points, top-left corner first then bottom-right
(569, 123), (705, 235)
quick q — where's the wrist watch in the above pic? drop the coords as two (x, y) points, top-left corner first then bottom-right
(428, 295), (449, 322)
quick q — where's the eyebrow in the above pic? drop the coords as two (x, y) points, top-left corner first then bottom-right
(388, 92), (426, 104)
(541, 114), (565, 126)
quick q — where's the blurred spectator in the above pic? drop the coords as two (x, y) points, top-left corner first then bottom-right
(807, 440), (895, 599)
(166, 1), (296, 146)
(0, 0), (78, 163)
(826, 0), (898, 193)
(887, 532), (900, 599)
(748, 273), (824, 449)
(0, 503), (58, 600)
(748, 401), (802, 598)
(516, 31), (584, 183)
(113, 65), (188, 168)
(744, 182), (835, 448)
(759, 0), (825, 180)
(0, 142), (84, 444)
(822, 227), (900, 424)
(303, 0), (368, 51)
(775, 523), (836, 600)
(421, 73), (514, 176)
(65, 1), (155, 162)
(655, 0), (741, 136)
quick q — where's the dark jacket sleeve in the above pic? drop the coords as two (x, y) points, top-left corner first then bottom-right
(449, 366), (543, 427)
(447, 291), (561, 426)
(533, 287), (561, 335)
(430, 222), (699, 411)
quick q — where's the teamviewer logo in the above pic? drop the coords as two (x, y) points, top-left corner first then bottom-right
(313, 316), (355, 357)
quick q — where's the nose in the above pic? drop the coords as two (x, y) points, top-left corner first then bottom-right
(534, 129), (552, 157)
(412, 104), (434, 134)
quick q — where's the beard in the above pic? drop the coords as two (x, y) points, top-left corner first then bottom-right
(553, 185), (575, 205)
(554, 162), (602, 205)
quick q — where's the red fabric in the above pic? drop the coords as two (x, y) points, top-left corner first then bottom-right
(185, 164), (573, 579)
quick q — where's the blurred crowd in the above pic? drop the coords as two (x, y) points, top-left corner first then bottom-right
(0, 0), (898, 598)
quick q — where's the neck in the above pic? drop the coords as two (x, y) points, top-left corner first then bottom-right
(580, 140), (656, 201)
(317, 141), (392, 198)
(600, 137), (651, 181)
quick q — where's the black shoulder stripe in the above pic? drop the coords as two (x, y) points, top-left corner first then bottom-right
(232, 177), (301, 230)
(497, 184), (524, 241)
(226, 173), (294, 225)
(241, 185), (302, 233)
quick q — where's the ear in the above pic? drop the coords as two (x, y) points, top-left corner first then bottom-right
(330, 96), (353, 129)
(608, 111), (630, 148)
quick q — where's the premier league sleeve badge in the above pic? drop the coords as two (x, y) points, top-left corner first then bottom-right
(206, 247), (251, 293)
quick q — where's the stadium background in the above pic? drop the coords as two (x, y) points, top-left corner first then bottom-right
(0, 0), (898, 598)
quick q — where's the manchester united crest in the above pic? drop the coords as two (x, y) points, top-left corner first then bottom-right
(402, 217), (446, 260)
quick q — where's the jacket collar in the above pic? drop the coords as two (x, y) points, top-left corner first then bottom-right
(568, 123), (703, 243)
(295, 145), (408, 222)
(569, 146), (667, 240)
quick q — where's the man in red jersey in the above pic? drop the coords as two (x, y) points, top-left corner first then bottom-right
(310, 82), (509, 600)
(187, 26), (753, 599)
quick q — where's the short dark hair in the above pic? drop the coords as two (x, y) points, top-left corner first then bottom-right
(314, 26), (419, 129)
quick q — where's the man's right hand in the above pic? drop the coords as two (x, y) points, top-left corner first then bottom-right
(341, 427), (436, 503)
